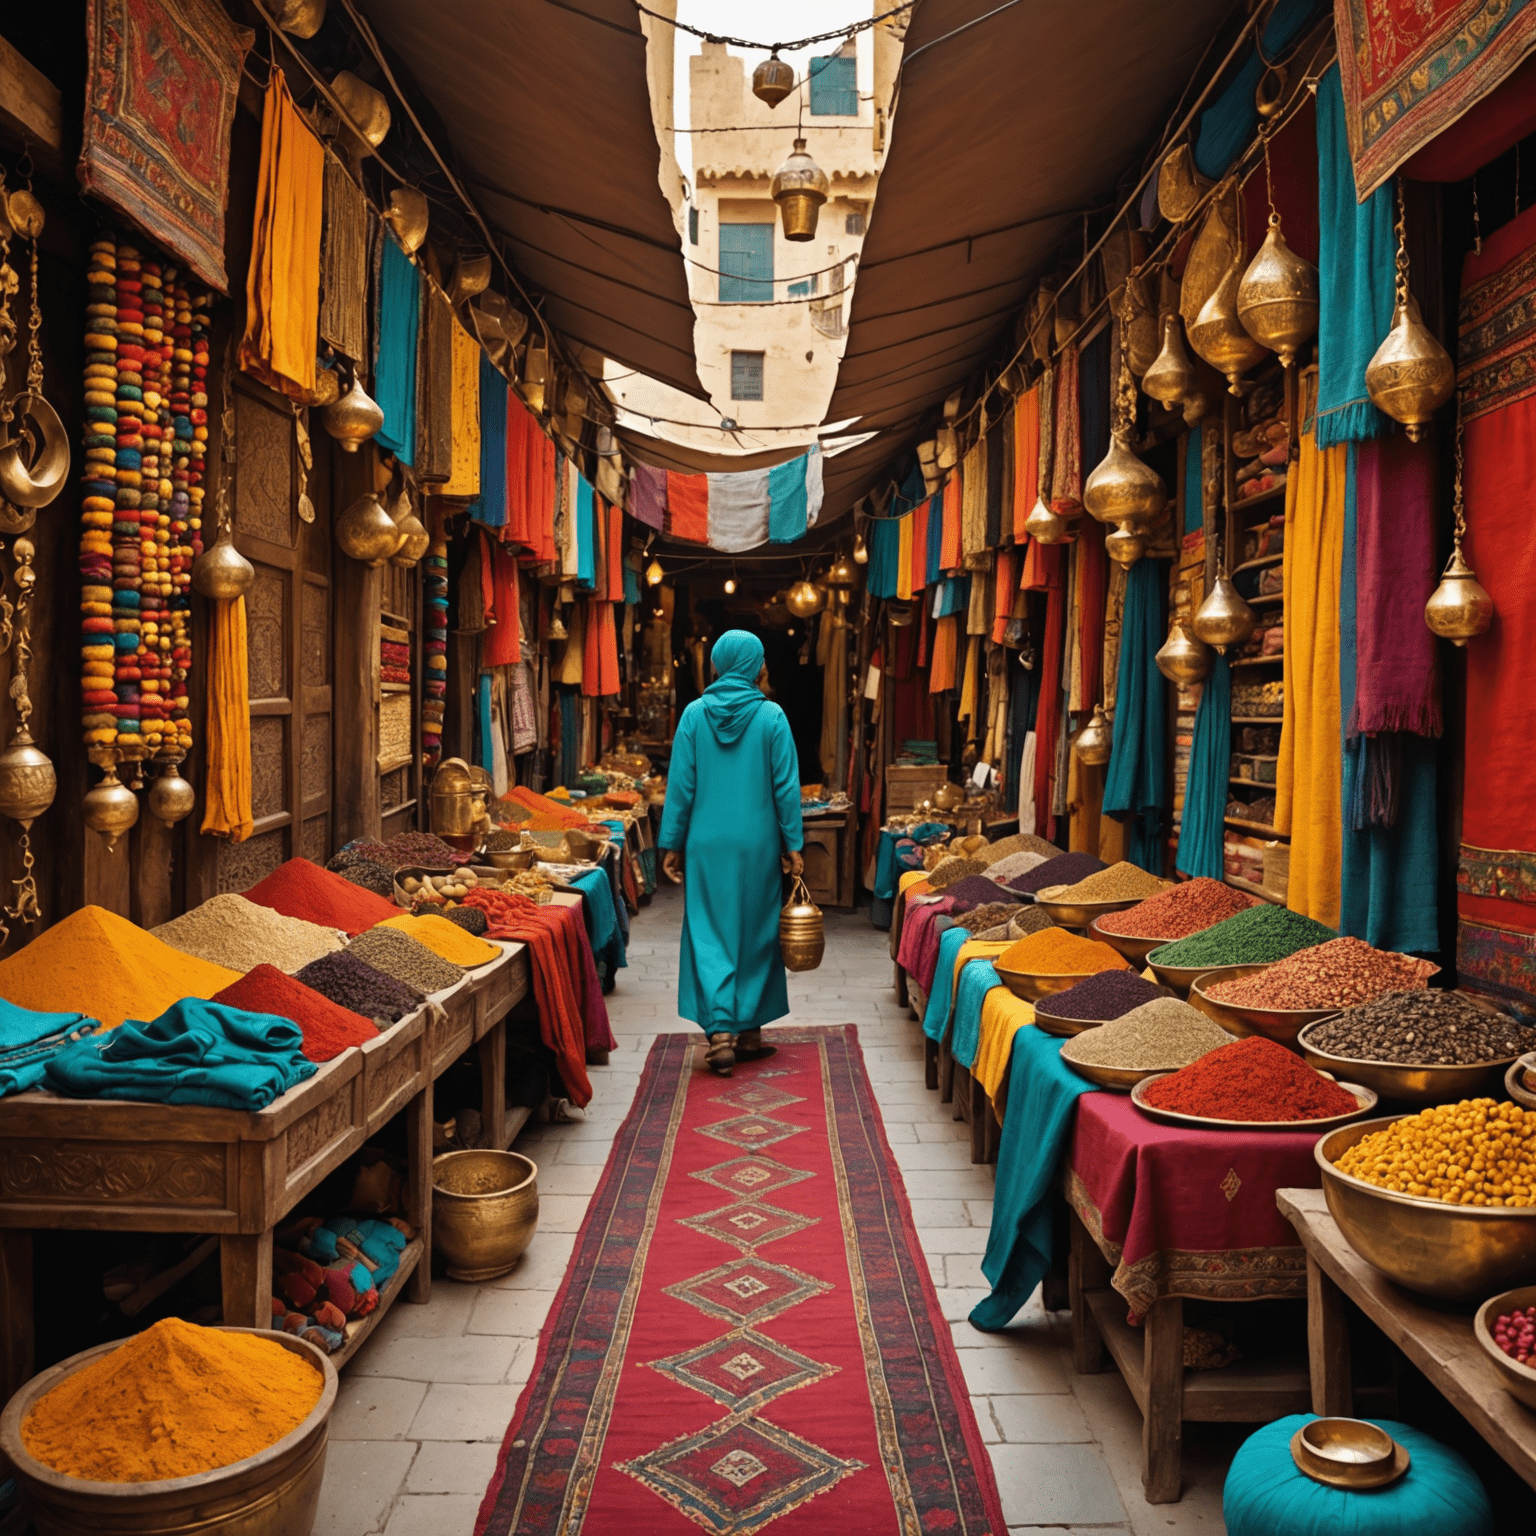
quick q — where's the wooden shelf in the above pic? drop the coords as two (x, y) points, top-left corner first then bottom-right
(1229, 776), (1277, 787)
(1225, 815), (1285, 838)
(1230, 654), (1282, 667)
(1230, 716), (1282, 725)
(331, 1237), (425, 1370)
(381, 681), (413, 694)
(1249, 592), (1284, 607)
(1226, 874), (1285, 905)
(1234, 485), (1286, 519)
(1233, 551), (1284, 574)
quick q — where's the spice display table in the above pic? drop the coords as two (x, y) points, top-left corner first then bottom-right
(1276, 1187), (1536, 1492)
(0, 941), (529, 1399)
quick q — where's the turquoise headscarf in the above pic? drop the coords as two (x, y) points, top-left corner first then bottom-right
(701, 630), (767, 744)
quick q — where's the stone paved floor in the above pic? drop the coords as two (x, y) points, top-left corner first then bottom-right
(324, 885), (1233, 1535)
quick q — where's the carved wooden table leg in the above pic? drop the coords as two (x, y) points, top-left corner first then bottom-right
(1142, 1294), (1184, 1504)
(479, 1022), (507, 1152)
(0, 1230), (33, 1401)
(969, 1076), (988, 1164)
(220, 1230), (273, 1329)
(407, 1085), (433, 1304)
(1069, 1214), (1108, 1374)
(1307, 1253), (1352, 1416)
(894, 963), (908, 1010)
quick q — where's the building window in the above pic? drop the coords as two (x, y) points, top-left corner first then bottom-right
(718, 222), (774, 302)
(845, 212), (866, 236)
(731, 351), (764, 401)
(809, 52), (857, 116)
(787, 273), (819, 297)
(688, 205), (699, 245)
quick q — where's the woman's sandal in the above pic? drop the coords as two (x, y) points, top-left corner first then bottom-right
(706, 1032), (736, 1076)
(733, 1027), (777, 1062)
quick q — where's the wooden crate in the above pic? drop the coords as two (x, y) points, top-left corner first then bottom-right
(886, 762), (949, 810)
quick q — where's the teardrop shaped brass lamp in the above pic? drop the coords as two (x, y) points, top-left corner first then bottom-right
(1155, 621), (1213, 685)
(335, 492), (399, 567)
(1237, 213), (1318, 367)
(753, 52), (795, 107)
(0, 728), (55, 829)
(1189, 260), (1269, 393)
(191, 526), (255, 600)
(389, 491), (430, 568)
(148, 760), (196, 825)
(1142, 313), (1199, 407)
(786, 579), (825, 618)
(1024, 494), (1070, 545)
(321, 375), (384, 452)
(771, 138), (829, 242)
(1424, 545), (1493, 645)
(1365, 293), (1454, 442)
(82, 760), (139, 853)
(1073, 704), (1113, 765)
(1105, 522), (1148, 567)
(1192, 573), (1256, 653)
(1083, 432), (1167, 528)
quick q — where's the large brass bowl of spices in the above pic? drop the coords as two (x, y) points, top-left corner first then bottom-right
(1146, 950), (1261, 998)
(1086, 915), (1171, 966)
(0, 1328), (337, 1536)
(433, 1149), (540, 1282)
(1298, 1023), (1518, 1104)
(1317, 1116), (1536, 1303)
(1034, 891), (1144, 932)
(994, 966), (1100, 1003)
(1188, 965), (1338, 1045)
(1132, 1073), (1376, 1133)
(1031, 1006), (1107, 1038)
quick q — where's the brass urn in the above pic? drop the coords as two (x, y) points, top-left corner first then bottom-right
(1424, 546), (1493, 645)
(1192, 573), (1256, 653)
(1237, 213), (1318, 367)
(771, 138), (829, 242)
(1142, 313), (1199, 407)
(934, 782), (964, 812)
(1083, 433), (1167, 528)
(0, 728), (55, 827)
(1105, 522), (1148, 567)
(321, 376), (384, 452)
(1189, 260), (1268, 393)
(336, 492), (399, 566)
(753, 52), (795, 107)
(192, 527), (255, 600)
(1155, 621), (1213, 685)
(148, 760), (196, 824)
(1073, 704), (1113, 765)
(83, 760), (139, 852)
(432, 1150), (539, 1282)
(1365, 294), (1454, 441)
(779, 877), (825, 972)
(1025, 494), (1070, 544)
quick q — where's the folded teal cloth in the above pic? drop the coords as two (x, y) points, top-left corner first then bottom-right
(573, 867), (626, 989)
(950, 960), (1002, 1070)
(0, 998), (95, 1052)
(46, 999), (316, 1111)
(921, 926), (972, 1042)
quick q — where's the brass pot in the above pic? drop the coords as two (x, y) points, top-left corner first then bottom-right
(432, 1150), (539, 1282)
(780, 877), (824, 972)
(1424, 546), (1493, 645)
(753, 53), (796, 108)
(1365, 294), (1454, 441)
(387, 492), (429, 568)
(565, 828), (607, 862)
(1105, 521), (1148, 567)
(1189, 260), (1268, 393)
(0, 392), (70, 509)
(383, 187), (429, 256)
(1155, 621), (1212, 685)
(335, 493), (398, 567)
(1192, 573), (1256, 653)
(448, 252), (492, 308)
(1237, 213), (1318, 367)
(320, 377), (384, 452)
(0, 1328), (336, 1536)
(148, 761), (196, 825)
(1083, 433), (1166, 528)
(933, 782), (964, 811)
(192, 528), (256, 600)
(0, 730), (54, 828)
(1142, 313), (1198, 408)
(1072, 704), (1112, 764)
(430, 758), (478, 838)
(82, 762), (138, 853)
(771, 138), (828, 242)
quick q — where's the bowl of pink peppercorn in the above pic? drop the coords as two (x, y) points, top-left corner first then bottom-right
(1473, 1286), (1536, 1409)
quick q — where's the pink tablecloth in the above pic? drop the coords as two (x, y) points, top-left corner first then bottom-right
(895, 897), (955, 993)
(1065, 1091), (1320, 1319)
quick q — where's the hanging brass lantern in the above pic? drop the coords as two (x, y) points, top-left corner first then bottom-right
(1192, 573), (1256, 653)
(771, 138), (829, 242)
(0, 727), (54, 828)
(826, 555), (857, 587)
(335, 492), (399, 566)
(853, 532), (869, 564)
(330, 71), (391, 148)
(1424, 546), (1493, 645)
(1189, 259), (1268, 394)
(1105, 522), (1148, 567)
(276, 0), (326, 38)
(1366, 294), (1453, 442)
(388, 490), (429, 567)
(83, 759), (139, 853)
(753, 52), (796, 108)
(645, 558), (664, 586)
(1073, 705), (1113, 765)
(1155, 621), (1213, 685)
(1024, 494), (1070, 545)
(1083, 433), (1167, 528)
(786, 579), (825, 618)
(191, 526), (255, 601)
(1142, 313), (1199, 407)
(321, 375), (384, 451)
(1237, 213), (1318, 367)
(148, 760), (196, 825)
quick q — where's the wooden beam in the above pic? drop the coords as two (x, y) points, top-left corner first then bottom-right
(0, 35), (62, 163)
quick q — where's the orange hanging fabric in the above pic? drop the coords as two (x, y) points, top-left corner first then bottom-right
(582, 600), (620, 697)
(910, 500), (929, 592)
(482, 538), (522, 667)
(930, 614), (959, 693)
(666, 473), (709, 543)
(605, 501), (625, 601)
(992, 549), (1017, 642)
(939, 477), (963, 570)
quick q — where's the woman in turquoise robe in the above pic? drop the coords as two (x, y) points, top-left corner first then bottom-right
(660, 631), (804, 1075)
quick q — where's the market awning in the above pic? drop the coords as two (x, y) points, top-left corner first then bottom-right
(357, 0), (703, 398)
(820, 0), (1234, 518)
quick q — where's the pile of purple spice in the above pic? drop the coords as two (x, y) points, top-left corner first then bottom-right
(942, 875), (1018, 913)
(293, 950), (424, 1024)
(1043, 970), (1165, 1021)
(1007, 852), (1107, 895)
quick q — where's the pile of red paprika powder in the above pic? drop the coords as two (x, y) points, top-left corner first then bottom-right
(1140, 1036), (1359, 1122)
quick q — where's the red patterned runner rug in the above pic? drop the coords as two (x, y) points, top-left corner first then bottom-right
(476, 1025), (1006, 1535)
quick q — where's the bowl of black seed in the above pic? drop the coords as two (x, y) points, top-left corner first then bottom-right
(1299, 990), (1536, 1103)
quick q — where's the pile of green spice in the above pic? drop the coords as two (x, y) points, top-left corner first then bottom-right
(1305, 991), (1536, 1065)
(1148, 904), (1337, 969)
(1062, 999), (1232, 1072)
(1044, 861), (1170, 904)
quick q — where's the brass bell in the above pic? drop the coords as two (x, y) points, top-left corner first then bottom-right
(148, 761), (196, 825)
(1073, 704), (1113, 765)
(1192, 573), (1256, 653)
(1155, 621), (1213, 685)
(786, 579), (825, 618)
(321, 376), (384, 451)
(383, 187), (429, 256)
(0, 391), (70, 509)
(1237, 213), (1318, 367)
(1190, 260), (1269, 393)
(753, 52), (796, 108)
(1083, 433), (1167, 528)
(1424, 545), (1493, 645)
(771, 138), (829, 242)
(192, 527), (255, 601)
(1025, 494), (1070, 545)
(1142, 313), (1199, 407)
(336, 492), (399, 566)
(83, 761), (139, 853)
(330, 70), (391, 148)
(1365, 294), (1454, 441)
(1105, 522), (1148, 567)
(0, 728), (55, 828)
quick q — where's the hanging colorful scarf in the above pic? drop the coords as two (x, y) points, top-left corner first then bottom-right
(374, 234), (420, 465)
(985, 414), (1006, 549)
(581, 600), (620, 698)
(929, 614), (960, 693)
(868, 517), (901, 599)
(201, 596), (252, 841)
(319, 154), (369, 364)
(1012, 387), (1040, 539)
(469, 356), (508, 528)
(1031, 546), (1067, 838)
(1175, 654), (1230, 879)
(896, 512), (915, 602)
(665, 470), (709, 543)
(1048, 345), (1082, 513)
(940, 475), (963, 570)
(628, 462), (667, 530)
(960, 438), (988, 562)
(910, 498), (930, 593)
(440, 313), (480, 496)
(1102, 557), (1167, 870)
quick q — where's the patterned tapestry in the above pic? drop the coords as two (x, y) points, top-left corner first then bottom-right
(79, 0), (252, 292)
(1335, 0), (1536, 201)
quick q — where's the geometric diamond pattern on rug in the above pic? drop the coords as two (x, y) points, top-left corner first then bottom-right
(677, 1199), (819, 1254)
(616, 1413), (864, 1536)
(663, 1256), (832, 1326)
(647, 1327), (837, 1410)
(691, 1155), (815, 1201)
(697, 1114), (806, 1151)
(710, 1082), (804, 1114)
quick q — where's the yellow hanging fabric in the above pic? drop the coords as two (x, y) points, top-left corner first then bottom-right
(896, 513), (914, 602)
(200, 597), (253, 842)
(958, 635), (981, 727)
(441, 314), (481, 496)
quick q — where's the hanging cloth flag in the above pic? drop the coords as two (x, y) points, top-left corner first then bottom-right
(662, 449), (824, 550)
(468, 356), (508, 529)
(768, 445), (823, 542)
(374, 234), (420, 464)
(629, 463), (667, 530)
(441, 315), (480, 496)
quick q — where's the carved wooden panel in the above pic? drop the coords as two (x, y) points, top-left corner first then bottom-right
(217, 827), (285, 894)
(302, 579), (329, 688)
(301, 814), (329, 865)
(235, 392), (294, 548)
(285, 1090), (355, 1180)
(247, 568), (288, 702)
(250, 716), (287, 820)
(302, 714), (330, 800)
(0, 1142), (227, 1206)
(365, 1042), (421, 1124)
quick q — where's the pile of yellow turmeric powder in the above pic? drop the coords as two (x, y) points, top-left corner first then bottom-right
(22, 1317), (323, 1482)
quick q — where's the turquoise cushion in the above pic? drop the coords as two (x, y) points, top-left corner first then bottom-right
(1224, 1415), (1492, 1536)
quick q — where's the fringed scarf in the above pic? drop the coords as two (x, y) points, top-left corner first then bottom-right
(200, 597), (252, 842)
(961, 438), (989, 563)
(1102, 557), (1167, 870)
(375, 233), (420, 465)
(1049, 345), (1082, 513)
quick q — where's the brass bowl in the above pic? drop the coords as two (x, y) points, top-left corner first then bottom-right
(0, 1328), (336, 1536)
(1289, 1418), (1409, 1489)
(564, 828), (608, 862)
(1473, 1284), (1536, 1410)
(482, 847), (536, 872)
(1034, 891), (1148, 932)
(1087, 916), (1170, 967)
(1133, 1073), (1376, 1133)
(994, 967), (1106, 1003)
(1030, 1007), (1108, 1038)
(433, 1150), (539, 1282)
(1298, 1022), (1517, 1104)
(1506, 1053), (1536, 1111)
(1059, 1053), (1165, 1092)
(1145, 945), (1261, 996)
(1188, 965), (1338, 1045)
(1317, 1117), (1536, 1303)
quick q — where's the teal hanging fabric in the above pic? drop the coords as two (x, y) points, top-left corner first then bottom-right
(1315, 65), (1396, 450)
(469, 357), (508, 529)
(1183, 426), (1204, 536)
(575, 474), (596, 590)
(1102, 559), (1167, 870)
(560, 690), (580, 785)
(1176, 654), (1231, 879)
(375, 235), (419, 465)
(476, 674), (494, 778)
(868, 518), (901, 599)
(623, 561), (641, 607)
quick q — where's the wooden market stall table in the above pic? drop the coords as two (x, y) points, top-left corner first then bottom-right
(0, 938), (530, 1400)
(1277, 1186), (1536, 1493)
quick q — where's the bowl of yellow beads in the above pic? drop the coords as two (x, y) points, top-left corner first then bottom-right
(1316, 1100), (1536, 1304)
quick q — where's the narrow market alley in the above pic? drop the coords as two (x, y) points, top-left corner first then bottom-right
(325, 887), (1235, 1535)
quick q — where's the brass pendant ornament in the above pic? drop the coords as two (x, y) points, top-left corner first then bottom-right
(193, 376), (255, 599)
(1142, 313), (1199, 408)
(321, 372), (385, 451)
(383, 187), (429, 255)
(147, 757), (196, 825)
(1424, 408), (1493, 645)
(330, 71), (391, 149)
(1193, 572), (1256, 653)
(1073, 704), (1113, 765)
(82, 754), (139, 853)
(1190, 257), (1268, 394)
(753, 52), (796, 108)
(1238, 213), (1318, 367)
(387, 485), (429, 567)
(336, 492), (400, 566)
(1105, 521), (1149, 568)
(1156, 620), (1213, 685)
(1085, 290), (1166, 551)
(786, 578), (825, 618)
(1024, 494), (1070, 545)
(771, 138), (829, 242)
(0, 534), (52, 935)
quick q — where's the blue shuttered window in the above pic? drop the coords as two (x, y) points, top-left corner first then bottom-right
(809, 53), (857, 116)
(718, 222), (774, 302)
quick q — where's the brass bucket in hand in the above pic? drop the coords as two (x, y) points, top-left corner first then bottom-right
(779, 876), (825, 972)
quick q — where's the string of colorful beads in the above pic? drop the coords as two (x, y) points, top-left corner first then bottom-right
(164, 278), (207, 755)
(423, 509), (448, 770)
(135, 255), (169, 755)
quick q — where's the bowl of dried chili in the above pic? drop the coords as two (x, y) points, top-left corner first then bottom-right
(1188, 965), (1340, 1046)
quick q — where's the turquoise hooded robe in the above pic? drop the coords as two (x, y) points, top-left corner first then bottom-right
(659, 631), (804, 1033)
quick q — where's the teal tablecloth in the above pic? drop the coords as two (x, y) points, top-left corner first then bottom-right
(969, 1024), (1100, 1331)
(950, 960), (1002, 1069)
(921, 926), (972, 1042)
(573, 866), (626, 992)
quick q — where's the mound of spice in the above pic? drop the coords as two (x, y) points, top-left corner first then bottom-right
(1098, 878), (1259, 941)
(245, 859), (400, 937)
(1304, 990), (1536, 1065)
(293, 951), (423, 1024)
(152, 894), (343, 976)
(979, 833), (1060, 865)
(333, 832), (472, 869)
(428, 904), (490, 937)
(1007, 906), (1057, 940)
(984, 850), (1049, 883)
(345, 928), (465, 995)
(1063, 999), (1232, 1072)
(1206, 936), (1438, 1010)
(337, 859), (397, 898)
(1140, 1035), (1360, 1122)
(380, 913), (500, 968)
(1045, 970), (1165, 1021)
(1148, 904), (1337, 970)
(21, 1316), (322, 1482)
(213, 965), (377, 1062)
(956, 902), (1023, 935)
(1044, 861), (1170, 904)
(1331, 1098), (1536, 1204)
(998, 928), (1129, 977)
(927, 857), (987, 891)
(1006, 852), (1106, 895)
(943, 875), (1018, 912)
(1493, 1302), (1536, 1364)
